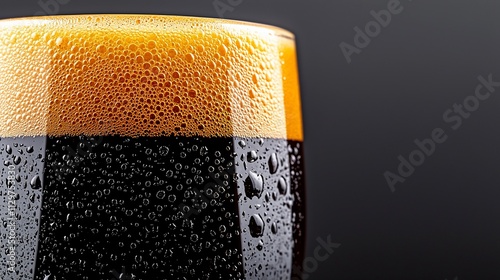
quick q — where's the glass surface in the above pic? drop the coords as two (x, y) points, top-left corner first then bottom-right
(0, 14), (305, 280)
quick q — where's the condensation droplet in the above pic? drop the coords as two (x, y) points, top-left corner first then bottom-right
(271, 222), (278, 234)
(244, 171), (264, 199)
(249, 214), (265, 237)
(277, 177), (288, 195)
(156, 190), (165, 199)
(257, 240), (264, 251)
(30, 175), (42, 189)
(13, 155), (21, 165)
(159, 146), (169, 156)
(269, 153), (279, 174)
(247, 150), (257, 163)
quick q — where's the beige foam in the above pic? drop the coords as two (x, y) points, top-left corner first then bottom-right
(0, 15), (302, 140)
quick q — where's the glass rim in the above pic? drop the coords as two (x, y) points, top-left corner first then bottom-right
(0, 14), (295, 40)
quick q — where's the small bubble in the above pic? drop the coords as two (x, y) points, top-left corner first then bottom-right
(96, 44), (106, 53)
(218, 44), (228, 56)
(185, 53), (194, 63)
(168, 48), (177, 57)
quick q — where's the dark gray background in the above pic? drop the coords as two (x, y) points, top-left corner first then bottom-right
(2, 0), (500, 279)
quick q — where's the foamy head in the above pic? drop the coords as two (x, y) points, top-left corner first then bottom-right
(0, 15), (302, 140)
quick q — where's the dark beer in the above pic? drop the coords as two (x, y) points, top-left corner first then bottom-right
(0, 15), (305, 279)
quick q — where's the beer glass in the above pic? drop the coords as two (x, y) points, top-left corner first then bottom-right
(0, 15), (305, 279)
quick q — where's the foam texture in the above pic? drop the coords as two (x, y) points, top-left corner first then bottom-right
(0, 15), (302, 140)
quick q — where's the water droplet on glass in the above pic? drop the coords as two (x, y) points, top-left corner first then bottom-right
(277, 177), (288, 195)
(238, 140), (246, 148)
(13, 155), (21, 165)
(271, 222), (278, 234)
(249, 214), (265, 237)
(244, 171), (264, 198)
(247, 151), (258, 163)
(190, 234), (199, 242)
(257, 240), (264, 251)
(219, 225), (227, 233)
(156, 190), (165, 199)
(30, 175), (42, 189)
(6, 145), (12, 154)
(159, 146), (169, 156)
(268, 153), (279, 174)
(85, 210), (92, 217)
